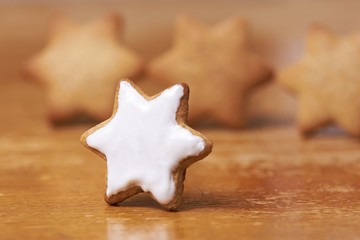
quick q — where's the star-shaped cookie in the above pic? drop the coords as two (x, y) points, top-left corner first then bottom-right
(26, 13), (143, 122)
(147, 15), (273, 127)
(278, 25), (360, 136)
(81, 79), (212, 210)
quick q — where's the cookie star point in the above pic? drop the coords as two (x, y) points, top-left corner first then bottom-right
(306, 25), (337, 54)
(81, 79), (212, 209)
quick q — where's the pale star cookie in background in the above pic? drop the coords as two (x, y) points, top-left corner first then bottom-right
(278, 25), (360, 136)
(25, 13), (143, 123)
(81, 79), (212, 210)
(147, 15), (273, 128)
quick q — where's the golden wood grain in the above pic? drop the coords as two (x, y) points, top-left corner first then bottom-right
(1, 86), (360, 239)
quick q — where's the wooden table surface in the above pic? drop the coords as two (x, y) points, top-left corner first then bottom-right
(2, 2), (360, 239)
(1, 82), (360, 240)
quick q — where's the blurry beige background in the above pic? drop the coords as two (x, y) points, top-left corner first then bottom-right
(1, 0), (360, 132)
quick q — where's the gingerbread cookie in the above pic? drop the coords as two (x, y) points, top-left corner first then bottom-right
(147, 15), (273, 127)
(25, 13), (143, 122)
(81, 79), (212, 210)
(278, 25), (360, 136)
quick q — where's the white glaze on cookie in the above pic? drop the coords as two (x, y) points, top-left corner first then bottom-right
(86, 81), (205, 204)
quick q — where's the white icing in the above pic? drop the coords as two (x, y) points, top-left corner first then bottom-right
(86, 81), (205, 204)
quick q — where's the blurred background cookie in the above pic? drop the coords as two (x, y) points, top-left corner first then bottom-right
(25, 13), (143, 123)
(147, 15), (273, 128)
(278, 25), (360, 136)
